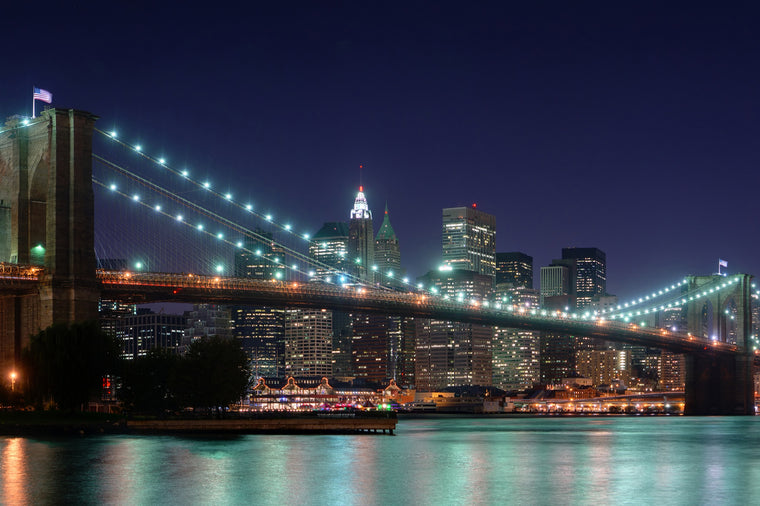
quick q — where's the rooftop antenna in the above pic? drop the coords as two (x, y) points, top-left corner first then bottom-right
(359, 164), (363, 192)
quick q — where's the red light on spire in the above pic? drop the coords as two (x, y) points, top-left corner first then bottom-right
(359, 185), (363, 192)
(472, 202), (477, 208)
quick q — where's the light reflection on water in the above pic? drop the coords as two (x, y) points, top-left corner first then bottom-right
(1, 417), (759, 505)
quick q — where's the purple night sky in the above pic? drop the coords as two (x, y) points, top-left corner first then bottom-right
(4, 2), (760, 300)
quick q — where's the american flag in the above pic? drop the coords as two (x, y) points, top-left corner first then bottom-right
(33, 87), (52, 103)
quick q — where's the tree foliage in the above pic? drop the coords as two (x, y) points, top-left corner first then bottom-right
(117, 336), (250, 416)
(118, 348), (180, 415)
(21, 321), (121, 412)
(171, 336), (250, 414)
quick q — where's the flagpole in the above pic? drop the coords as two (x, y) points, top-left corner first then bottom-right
(32, 86), (35, 118)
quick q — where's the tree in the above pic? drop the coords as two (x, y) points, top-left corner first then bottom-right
(171, 336), (250, 415)
(118, 348), (181, 415)
(21, 321), (121, 412)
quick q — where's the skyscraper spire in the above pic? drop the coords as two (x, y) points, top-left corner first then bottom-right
(375, 202), (397, 242)
(349, 184), (374, 281)
(350, 185), (372, 220)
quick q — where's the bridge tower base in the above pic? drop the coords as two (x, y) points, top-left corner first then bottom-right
(684, 353), (755, 415)
(0, 109), (99, 375)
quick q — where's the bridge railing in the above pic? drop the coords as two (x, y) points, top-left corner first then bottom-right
(0, 263), (44, 281)
(97, 269), (741, 354)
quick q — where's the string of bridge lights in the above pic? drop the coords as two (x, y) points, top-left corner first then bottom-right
(603, 279), (688, 313)
(92, 154), (409, 288)
(92, 176), (335, 280)
(95, 127), (414, 287)
(96, 128), (316, 243)
(92, 171), (747, 328)
(92, 165), (368, 284)
(605, 276), (742, 321)
(93, 128), (751, 322)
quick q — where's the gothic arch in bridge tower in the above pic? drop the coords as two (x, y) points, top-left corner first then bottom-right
(26, 145), (49, 265)
(0, 109), (101, 374)
(684, 275), (751, 347)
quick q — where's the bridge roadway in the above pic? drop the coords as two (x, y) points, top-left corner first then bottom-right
(94, 270), (743, 357)
(0, 265), (744, 357)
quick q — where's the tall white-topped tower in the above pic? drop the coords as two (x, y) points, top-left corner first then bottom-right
(349, 185), (374, 281)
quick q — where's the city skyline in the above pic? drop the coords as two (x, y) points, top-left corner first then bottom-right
(4, 3), (760, 300)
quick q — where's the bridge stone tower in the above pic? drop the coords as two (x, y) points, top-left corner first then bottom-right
(0, 109), (100, 372)
(682, 274), (754, 415)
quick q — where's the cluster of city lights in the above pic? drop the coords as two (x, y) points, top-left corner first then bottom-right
(97, 162), (750, 333)
(92, 127), (752, 345)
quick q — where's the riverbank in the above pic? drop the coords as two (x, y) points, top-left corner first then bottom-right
(0, 411), (397, 436)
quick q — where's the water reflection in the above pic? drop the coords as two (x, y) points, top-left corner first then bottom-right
(1, 417), (759, 504)
(1, 438), (29, 504)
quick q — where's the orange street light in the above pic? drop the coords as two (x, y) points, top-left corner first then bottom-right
(10, 371), (16, 392)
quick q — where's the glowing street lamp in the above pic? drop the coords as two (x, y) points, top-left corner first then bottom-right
(10, 372), (16, 391)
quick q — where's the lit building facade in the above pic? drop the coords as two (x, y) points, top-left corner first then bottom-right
(348, 186), (374, 281)
(492, 327), (540, 391)
(99, 299), (135, 338)
(117, 311), (187, 360)
(234, 231), (287, 380)
(351, 313), (416, 387)
(374, 203), (401, 285)
(540, 264), (571, 307)
(442, 205), (496, 279)
(415, 267), (493, 390)
(186, 304), (232, 340)
(495, 252), (533, 289)
(284, 309), (332, 378)
(562, 247), (607, 309)
(576, 349), (632, 387)
(309, 222), (349, 281)
(233, 306), (284, 379)
(661, 351), (685, 391)
(235, 229), (284, 280)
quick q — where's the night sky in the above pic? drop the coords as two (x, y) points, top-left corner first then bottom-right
(4, 2), (760, 300)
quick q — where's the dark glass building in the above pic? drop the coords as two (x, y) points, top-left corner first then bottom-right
(561, 247), (607, 309)
(495, 252), (533, 289)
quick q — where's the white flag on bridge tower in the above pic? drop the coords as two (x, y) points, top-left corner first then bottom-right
(719, 259), (728, 268)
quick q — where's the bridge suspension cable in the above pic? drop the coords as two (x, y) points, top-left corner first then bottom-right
(91, 126), (415, 290)
(605, 275), (742, 321)
(92, 174), (368, 285)
(94, 128), (314, 243)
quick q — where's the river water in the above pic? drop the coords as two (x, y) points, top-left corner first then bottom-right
(1, 416), (759, 505)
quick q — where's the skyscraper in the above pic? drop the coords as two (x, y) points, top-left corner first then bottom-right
(309, 222), (349, 281)
(495, 252), (533, 289)
(348, 186), (374, 281)
(442, 205), (496, 279)
(415, 205), (497, 390)
(234, 229), (287, 281)
(233, 229), (286, 380)
(117, 311), (187, 360)
(284, 308), (333, 378)
(233, 307), (284, 379)
(374, 203), (401, 282)
(561, 247), (607, 309)
(491, 285), (540, 391)
(415, 267), (493, 390)
(352, 313), (392, 384)
(539, 263), (571, 308)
